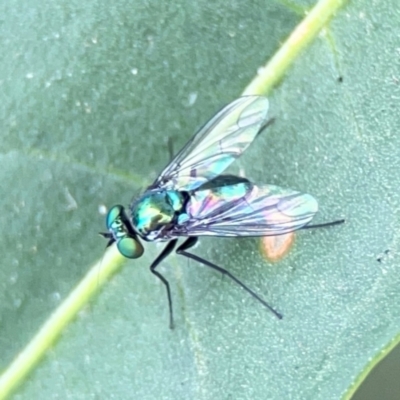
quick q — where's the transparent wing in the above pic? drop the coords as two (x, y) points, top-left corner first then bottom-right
(151, 96), (269, 191)
(174, 183), (318, 237)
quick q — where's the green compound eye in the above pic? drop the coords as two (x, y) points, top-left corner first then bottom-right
(106, 205), (124, 230)
(104, 205), (144, 258)
(117, 237), (144, 259)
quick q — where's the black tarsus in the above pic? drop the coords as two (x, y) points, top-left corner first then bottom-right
(176, 236), (283, 320)
(302, 219), (345, 230)
(167, 136), (175, 161)
(256, 117), (276, 138)
(150, 239), (178, 329)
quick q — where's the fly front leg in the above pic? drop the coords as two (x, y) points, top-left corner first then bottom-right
(150, 239), (178, 329)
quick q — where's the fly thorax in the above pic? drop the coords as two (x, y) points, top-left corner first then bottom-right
(130, 190), (185, 240)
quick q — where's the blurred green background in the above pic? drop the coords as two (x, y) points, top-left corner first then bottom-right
(354, 344), (400, 400)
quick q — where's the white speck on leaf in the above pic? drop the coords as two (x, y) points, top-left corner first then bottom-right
(64, 187), (78, 211)
(98, 204), (107, 215)
(187, 92), (198, 106)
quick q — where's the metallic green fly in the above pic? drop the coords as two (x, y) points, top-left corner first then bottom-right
(101, 96), (344, 328)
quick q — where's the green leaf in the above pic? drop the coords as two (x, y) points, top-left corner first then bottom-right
(1, 0), (399, 399)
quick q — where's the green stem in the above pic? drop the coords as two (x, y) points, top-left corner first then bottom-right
(242, 0), (347, 96)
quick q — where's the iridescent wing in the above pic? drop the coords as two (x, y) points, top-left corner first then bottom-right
(151, 96), (269, 192)
(172, 180), (318, 237)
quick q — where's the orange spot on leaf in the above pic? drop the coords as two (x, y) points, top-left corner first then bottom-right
(260, 232), (295, 262)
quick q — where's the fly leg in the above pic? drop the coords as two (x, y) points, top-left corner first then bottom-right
(303, 219), (345, 230)
(150, 239), (178, 329)
(167, 136), (175, 161)
(176, 237), (283, 319)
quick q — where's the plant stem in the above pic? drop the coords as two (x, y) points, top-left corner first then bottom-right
(242, 0), (347, 96)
